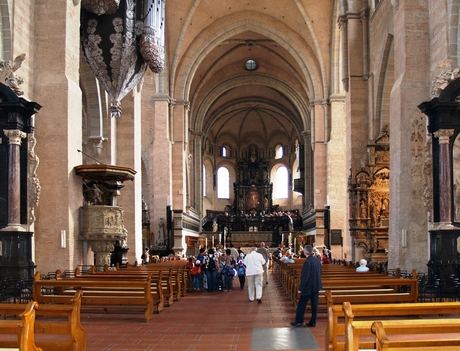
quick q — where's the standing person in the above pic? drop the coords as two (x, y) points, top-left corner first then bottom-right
(237, 260), (246, 289)
(223, 261), (235, 291)
(244, 247), (266, 303)
(229, 244), (240, 263)
(196, 247), (205, 264)
(141, 248), (150, 265)
(191, 260), (203, 291)
(291, 245), (322, 327)
(204, 249), (218, 292)
(257, 242), (270, 285)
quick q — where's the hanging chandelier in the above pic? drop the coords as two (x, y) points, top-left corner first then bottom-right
(81, 0), (165, 118)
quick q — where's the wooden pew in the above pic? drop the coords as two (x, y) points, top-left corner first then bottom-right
(0, 291), (86, 351)
(79, 268), (169, 310)
(33, 272), (155, 322)
(121, 263), (187, 299)
(274, 259), (409, 308)
(332, 300), (460, 351)
(0, 301), (42, 351)
(320, 271), (418, 303)
(372, 320), (460, 351)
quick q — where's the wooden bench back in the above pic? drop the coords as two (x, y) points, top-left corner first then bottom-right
(372, 320), (460, 351)
(0, 301), (42, 351)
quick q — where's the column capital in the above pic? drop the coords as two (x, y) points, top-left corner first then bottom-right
(190, 130), (204, 138)
(433, 129), (454, 144)
(3, 129), (26, 145)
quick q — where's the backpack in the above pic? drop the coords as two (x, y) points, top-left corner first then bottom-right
(237, 266), (245, 276)
(226, 267), (235, 277)
(191, 265), (201, 276)
(207, 258), (216, 271)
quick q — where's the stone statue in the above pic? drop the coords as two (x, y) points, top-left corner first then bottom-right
(360, 200), (367, 219)
(158, 217), (166, 245)
(0, 54), (26, 96)
(92, 184), (103, 205)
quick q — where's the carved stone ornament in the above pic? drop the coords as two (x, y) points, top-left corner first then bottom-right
(80, 205), (127, 241)
(82, 0), (120, 15)
(81, 0), (147, 118)
(28, 135), (41, 224)
(0, 54), (26, 97)
(140, 33), (165, 73)
(431, 59), (460, 97)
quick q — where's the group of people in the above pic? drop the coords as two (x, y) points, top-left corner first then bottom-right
(272, 245), (332, 265)
(185, 242), (271, 303)
(184, 243), (370, 329)
(183, 242), (339, 328)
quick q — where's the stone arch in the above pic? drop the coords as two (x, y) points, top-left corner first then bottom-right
(172, 16), (325, 103)
(192, 75), (310, 134)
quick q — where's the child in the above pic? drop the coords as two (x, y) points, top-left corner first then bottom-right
(237, 260), (246, 289)
(223, 261), (235, 291)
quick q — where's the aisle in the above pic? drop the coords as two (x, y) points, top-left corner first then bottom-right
(83, 270), (326, 350)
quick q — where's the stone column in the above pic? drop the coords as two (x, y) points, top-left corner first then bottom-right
(150, 93), (172, 246)
(191, 131), (203, 211)
(116, 89), (142, 263)
(389, 1), (430, 273)
(328, 93), (347, 258)
(434, 129), (454, 224)
(91, 241), (115, 271)
(3, 129), (26, 230)
(33, 1), (83, 274)
(171, 101), (188, 211)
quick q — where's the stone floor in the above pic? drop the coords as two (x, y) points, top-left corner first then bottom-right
(75, 270), (326, 351)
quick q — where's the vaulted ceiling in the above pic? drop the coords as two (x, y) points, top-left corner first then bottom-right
(166, 0), (336, 151)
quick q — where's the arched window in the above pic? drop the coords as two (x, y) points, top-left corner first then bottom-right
(274, 166), (288, 198)
(275, 144), (284, 159)
(203, 164), (207, 197)
(217, 166), (230, 199)
(222, 146), (228, 157)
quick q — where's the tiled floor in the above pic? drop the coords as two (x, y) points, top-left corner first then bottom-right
(77, 271), (326, 351)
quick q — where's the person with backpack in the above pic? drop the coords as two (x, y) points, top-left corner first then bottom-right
(223, 261), (235, 291)
(191, 260), (203, 291)
(237, 260), (246, 289)
(204, 249), (218, 292)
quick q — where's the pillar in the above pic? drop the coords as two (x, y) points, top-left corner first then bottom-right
(435, 129), (454, 224)
(3, 129), (26, 229)
(34, 1), (83, 274)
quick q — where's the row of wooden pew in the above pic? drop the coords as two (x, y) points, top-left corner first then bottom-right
(34, 260), (188, 323)
(273, 259), (419, 308)
(0, 291), (85, 351)
(0, 260), (189, 350)
(327, 294), (460, 351)
(273, 258), (460, 351)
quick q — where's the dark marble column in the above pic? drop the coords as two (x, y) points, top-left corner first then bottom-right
(3, 128), (26, 228)
(434, 129), (454, 223)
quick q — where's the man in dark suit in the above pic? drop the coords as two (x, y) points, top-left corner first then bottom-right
(290, 245), (322, 327)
